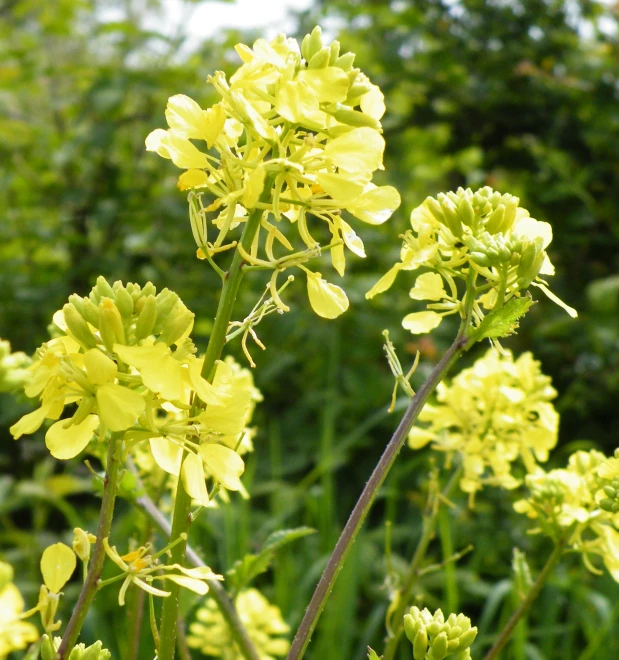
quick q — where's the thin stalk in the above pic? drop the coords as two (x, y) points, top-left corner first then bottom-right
(158, 180), (273, 660)
(483, 541), (565, 660)
(382, 466), (463, 660)
(286, 333), (469, 660)
(58, 433), (124, 658)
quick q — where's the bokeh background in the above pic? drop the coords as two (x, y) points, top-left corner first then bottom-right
(1, 1), (618, 658)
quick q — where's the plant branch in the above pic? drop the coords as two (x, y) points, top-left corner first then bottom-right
(483, 541), (565, 660)
(286, 333), (469, 660)
(58, 433), (124, 658)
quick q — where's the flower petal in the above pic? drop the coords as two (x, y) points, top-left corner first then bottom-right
(306, 271), (349, 319)
(96, 383), (145, 432)
(149, 436), (183, 476)
(181, 452), (209, 505)
(346, 185), (401, 225)
(366, 263), (402, 299)
(409, 273), (446, 301)
(532, 282), (578, 318)
(45, 415), (99, 460)
(323, 128), (385, 175)
(166, 575), (209, 595)
(199, 443), (245, 491)
(402, 311), (443, 334)
(41, 542), (76, 594)
(114, 344), (184, 401)
(83, 349), (117, 385)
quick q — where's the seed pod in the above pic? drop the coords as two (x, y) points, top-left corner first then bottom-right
(95, 276), (115, 300)
(158, 308), (194, 346)
(63, 304), (97, 349)
(99, 298), (126, 352)
(485, 204), (506, 234)
(431, 631), (448, 660)
(114, 286), (134, 319)
(333, 108), (381, 129)
(336, 52), (355, 71)
(135, 295), (158, 340)
(413, 629), (428, 660)
(308, 47), (331, 69)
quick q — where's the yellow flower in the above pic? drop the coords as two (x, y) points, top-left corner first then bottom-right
(0, 562), (39, 657)
(410, 349), (558, 497)
(188, 588), (290, 660)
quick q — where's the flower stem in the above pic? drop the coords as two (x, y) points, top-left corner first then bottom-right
(483, 541), (565, 660)
(382, 466), (463, 660)
(158, 182), (273, 660)
(286, 334), (469, 660)
(57, 433), (124, 658)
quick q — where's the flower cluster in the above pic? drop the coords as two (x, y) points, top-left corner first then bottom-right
(403, 606), (478, 660)
(146, 26), (400, 319)
(0, 339), (31, 393)
(10, 277), (259, 504)
(409, 349), (559, 497)
(367, 186), (576, 335)
(0, 561), (38, 657)
(187, 588), (290, 660)
(41, 636), (111, 660)
(514, 449), (619, 581)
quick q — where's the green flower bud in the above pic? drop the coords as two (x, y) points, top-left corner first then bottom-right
(71, 640), (111, 660)
(154, 289), (180, 333)
(603, 485), (616, 498)
(0, 561), (13, 591)
(81, 299), (101, 327)
(114, 286), (134, 319)
(158, 307), (194, 346)
(329, 39), (341, 65)
(99, 298), (126, 352)
(457, 627), (478, 650)
(333, 108), (381, 129)
(40, 634), (56, 660)
(63, 304), (97, 349)
(335, 52), (355, 71)
(413, 629), (428, 660)
(308, 47), (331, 69)
(447, 638), (461, 652)
(470, 252), (491, 267)
(437, 195), (463, 237)
(502, 201), (518, 231)
(457, 197), (475, 228)
(68, 294), (85, 315)
(485, 204), (505, 234)
(448, 626), (462, 640)
(135, 294), (158, 340)
(141, 281), (157, 298)
(613, 501), (619, 513)
(304, 25), (323, 61)
(71, 395), (95, 426)
(430, 631), (448, 660)
(73, 528), (93, 564)
(404, 613), (421, 643)
(426, 621), (441, 637)
(425, 196), (446, 224)
(95, 276), (115, 300)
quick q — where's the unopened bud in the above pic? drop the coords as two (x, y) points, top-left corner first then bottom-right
(81, 299), (101, 327)
(336, 52), (355, 71)
(63, 304), (97, 349)
(73, 528), (94, 564)
(95, 276), (115, 300)
(413, 629), (428, 660)
(457, 627), (478, 649)
(135, 295), (158, 340)
(158, 307), (194, 346)
(99, 298), (126, 352)
(40, 634), (56, 660)
(308, 47), (331, 69)
(333, 108), (381, 129)
(302, 26), (323, 61)
(457, 197), (475, 228)
(437, 195), (463, 237)
(154, 289), (180, 333)
(404, 613), (420, 643)
(485, 204), (506, 234)
(114, 287), (134, 319)
(431, 631), (448, 660)
(329, 39), (340, 64)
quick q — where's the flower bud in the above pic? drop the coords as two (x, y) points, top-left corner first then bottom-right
(437, 195), (463, 237)
(485, 204), (505, 234)
(336, 52), (355, 71)
(158, 307), (194, 346)
(135, 294), (158, 340)
(63, 304), (97, 349)
(457, 197), (475, 228)
(142, 281), (157, 298)
(69, 640), (111, 660)
(114, 286), (134, 319)
(470, 252), (491, 267)
(73, 528), (94, 564)
(99, 298), (126, 352)
(600, 498), (615, 512)
(333, 107), (381, 129)
(0, 561), (13, 591)
(404, 613), (421, 642)
(329, 39), (341, 64)
(604, 486), (616, 498)
(305, 25), (323, 61)
(457, 627), (478, 649)
(81, 298), (101, 327)
(40, 634), (56, 660)
(430, 631), (448, 660)
(95, 276), (115, 300)
(308, 47), (331, 69)
(154, 289), (180, 333)
(426, 620), (441, 637)
(413, 629), (428, 660)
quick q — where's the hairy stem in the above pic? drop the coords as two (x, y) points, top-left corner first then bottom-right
(382, 467), (463, 660)
(286, 334), (468, 660)
(58, 433), (124, 658)
(158, 182), (273, 659)
(483, 541), (564, 660)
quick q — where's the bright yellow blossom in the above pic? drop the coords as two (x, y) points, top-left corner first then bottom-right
(188, 588), (290, 660)
(0, 562), (39, 658)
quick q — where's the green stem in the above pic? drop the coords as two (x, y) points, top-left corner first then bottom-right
(382, 466), (463, 660)
(158, 181), (273, 660)
(483, 541), (565, 660)
(57, 433), (124, 658)
(286, 334), (469, 660)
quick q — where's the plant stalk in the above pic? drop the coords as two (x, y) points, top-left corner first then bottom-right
(158, 181), (273, 659)
(286, 334), (468, 660)
(58, 433), (124, 658)
(483, 541), (564, 660)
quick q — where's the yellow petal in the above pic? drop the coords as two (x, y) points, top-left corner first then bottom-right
(145, 128), (171, 159)
(199, 444), (245, 491)
(187, 358), (227, 406)
(402, 311), (443, 334)
(339, 219), (366, 257)
(10, 405), (49, 439)
(306, 271), (350, 319)
(149, 436), (183, 476)
(165, 96), (226, 147)
(83, 349), (117, 385)
(532, 282), (578, 318)
(409, 273), (446, 301)
(331, 243), (346, 277)
(114, 344), (184, 401)
(181, 452), (209, 505)
(230, 90), (277, 141)
(514, 217), (553, 249)
(40, 542), (77, 594)
(316, 172), (366, 203)
(45, 415), (99, 460)
(242, 166), (266, 208)
(146, 129), (208, 169)
(274, 80), (325, 128)
(346, 185), (401, 225)
(296, 67), (350, 103)
(96, 383), (145, 431)
(408, 427), (435, 449)
(360, 84), (386, 120)
(365, 263), (402, 299)
(323, 128), (384, 174)
(178, 169), (209, 191)
(166, 574), (209, 595)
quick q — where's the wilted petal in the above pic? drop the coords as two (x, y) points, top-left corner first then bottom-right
(45, 414), (99, 460)
(306, 271), (349, 319)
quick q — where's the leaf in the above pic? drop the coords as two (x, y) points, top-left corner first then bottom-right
(368, 648), (382, 660)
(226, 527), (315, 593)
(472, 295), (535, 341)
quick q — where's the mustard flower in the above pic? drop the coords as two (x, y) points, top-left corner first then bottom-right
(514, 449), (619, 581)
(409, 349), (558, 497)
(0, 562), (39, 657)
(367, 186), (576, 335)
(403, 606), (477, 660)
(188, 588), (290, 660)
(147, 26), (401, 319)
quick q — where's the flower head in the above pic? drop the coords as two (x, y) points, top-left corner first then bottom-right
(0, 562), (39, 657)
(188, 588), (290, 660)
(410, 349), (558, 498)
(367, 186), (576, 336)
(403, 606), (477, 660)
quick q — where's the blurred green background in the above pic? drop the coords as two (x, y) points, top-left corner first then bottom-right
(1, 1), (618, 658)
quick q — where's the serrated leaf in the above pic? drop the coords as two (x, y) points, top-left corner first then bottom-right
(227, 526), (315, 593)
(472, 295), (534, 341)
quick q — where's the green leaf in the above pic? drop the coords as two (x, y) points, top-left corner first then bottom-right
(227, 526), (315, 593)
(368, 648), (382, 660)
(472, 295), (535, 342)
